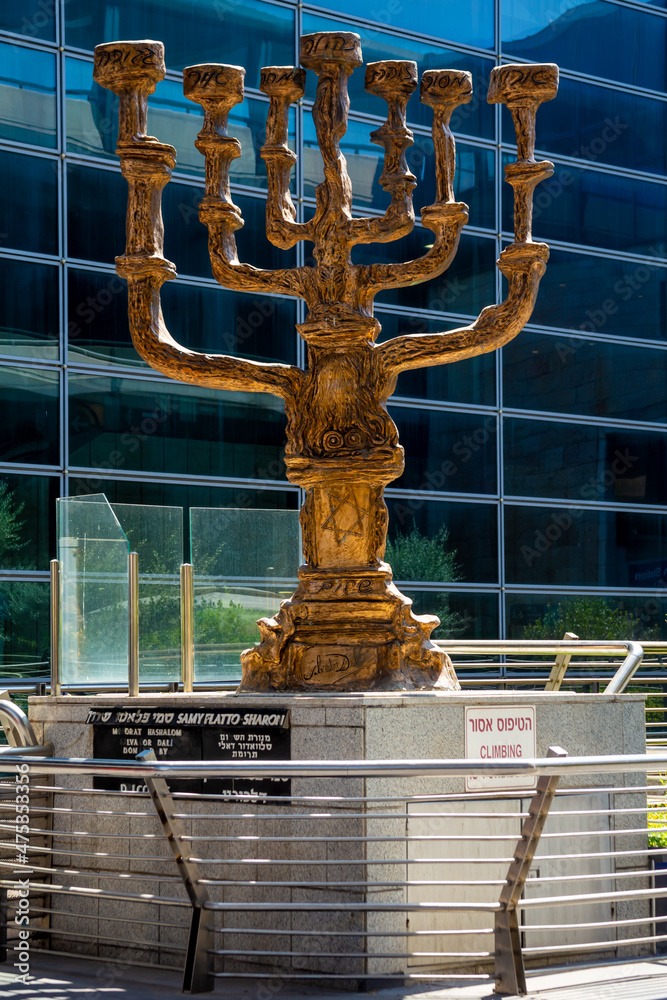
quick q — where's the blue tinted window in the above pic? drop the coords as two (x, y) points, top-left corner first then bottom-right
(66, 165), (295, 277)
(66, 163), (125, 263)
(0, 258), (59, 361)
(0, 581), (51, 672)
(0, 365), (59, 466)
(69, 479), (299, 514)
(163, 186), (296, 279)
(64, 0), (295, 90)
(68, 374), (287, 479)
(377, 310), (496, 406)
(504, 418), (667, 505)
(161, 284), (296, 365)
(505, 77), (667, 177)
(405, 589), (498, 639)
(0, 473), (58, 569)
(385, 496), (498, 582)
(304, 117), (495, 227)
(506, 593), (667, 640)
(0, 149), (57, 255)
(505, 505), (667, 588)
(308, 0), (494, 49)
(353, 231), (497, 316)
(503, 156), (667, 255)
(0, 3), (56, 41)
(502, 0), (667, 93)
(68, 269), (296, 370)
(302, 12), (495, 139)
(529, 248), (667, 342)
(390, 406), (497, 495)
(504, 332), (667, 424)
(0, 41), (56, 148)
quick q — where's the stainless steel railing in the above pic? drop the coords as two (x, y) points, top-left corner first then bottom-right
(434, 638), (645, 694)
(0, 730), (665, 995)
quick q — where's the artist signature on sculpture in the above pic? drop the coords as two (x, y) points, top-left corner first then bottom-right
(303, 653), (350, 681)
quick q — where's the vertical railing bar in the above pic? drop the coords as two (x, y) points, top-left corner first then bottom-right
(128, 552), (139, 697)
(180, 563), (194, 693)
(137, 749), (213, 994)
(50, 559), (61, 697)
(494, 745), (568, 996)
(0, 887), (6, 963)
(545, 632), (578, 692)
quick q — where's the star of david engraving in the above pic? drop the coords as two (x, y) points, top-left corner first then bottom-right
(321, 487), (366, 545)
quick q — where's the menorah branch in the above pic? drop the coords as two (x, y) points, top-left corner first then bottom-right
(363, 201), (468, 294)
(119, 271), (301, 398)
(184, 61), (308, 294)
(488, 63), (558, 243)
(379, 242), (548, 378)
(346, 60), (418, 246)
(94, 41), (301, 399)
(260, 66), (314, 249)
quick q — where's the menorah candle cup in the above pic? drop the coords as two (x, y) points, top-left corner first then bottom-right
(364, 61), (417, 198)
(183, 64), (245, 131)
(420, 69), (473, 115)
(183, 64), (246, 225)
(300, 31), (362, 72)
(420, 69), (473, 206)
(488, 63), (558, 242)
(93, 40), (166, 145)
(365, 60), (418, 101)
(260, 66), (306, 148)
(488, 63), (558, 162)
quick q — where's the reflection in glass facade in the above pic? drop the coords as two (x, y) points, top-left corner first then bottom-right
(1, 0), (667, 672)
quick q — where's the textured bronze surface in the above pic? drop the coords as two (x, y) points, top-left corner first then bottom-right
(93, 34), (558, 692)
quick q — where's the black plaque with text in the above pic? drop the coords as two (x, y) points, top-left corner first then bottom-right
(87, 706), (291, 800)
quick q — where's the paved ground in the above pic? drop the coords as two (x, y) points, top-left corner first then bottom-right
(3, 954), (667, 1000)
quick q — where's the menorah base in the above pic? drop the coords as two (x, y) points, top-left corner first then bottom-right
(237, 566), (460, 692)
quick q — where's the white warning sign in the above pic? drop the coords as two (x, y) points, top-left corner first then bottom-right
(465, 705), (536, 792)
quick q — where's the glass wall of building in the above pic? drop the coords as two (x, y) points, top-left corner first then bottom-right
(1, 0), (666, 674)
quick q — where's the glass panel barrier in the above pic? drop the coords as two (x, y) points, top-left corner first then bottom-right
(57, 494), (129, 685)
(110, 503), (183, 684)
(190, 507), (301, 684)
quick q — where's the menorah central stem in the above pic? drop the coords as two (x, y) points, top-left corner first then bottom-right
(302, 33), (362, 221)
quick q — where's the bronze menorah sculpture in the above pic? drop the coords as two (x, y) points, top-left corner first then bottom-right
(93, 33), (558, 692)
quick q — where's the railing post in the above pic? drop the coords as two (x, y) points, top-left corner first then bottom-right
(128, 551), (139, 697)
(137, 749), (213, 993)
(180, 563), (194, 693)
(545, 631), (578, 691)
(494, 745), (568, 995)
(50, 559), (61, 696)
(0, 886), (6, 963)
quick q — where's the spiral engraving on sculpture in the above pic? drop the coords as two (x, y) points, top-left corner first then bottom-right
(322, 431), (345, 452)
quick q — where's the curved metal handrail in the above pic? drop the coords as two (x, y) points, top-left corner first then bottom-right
(0, 691), (40, 747)
(434, 639), (644, 694)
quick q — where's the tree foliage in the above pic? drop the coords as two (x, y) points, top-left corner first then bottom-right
(521, 596), (661, 641)
(385, 521), (469, 638)
(385, 522), (461, 584)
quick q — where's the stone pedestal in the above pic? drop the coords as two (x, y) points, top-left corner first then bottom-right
(27, 691), (648, 979)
